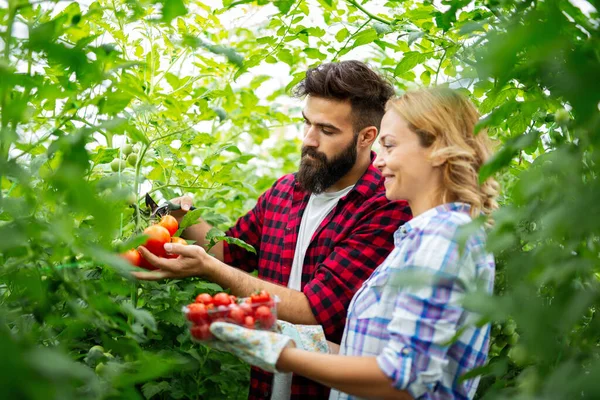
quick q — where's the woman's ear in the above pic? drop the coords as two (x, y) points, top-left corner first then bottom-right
(430, 154), (447, 167)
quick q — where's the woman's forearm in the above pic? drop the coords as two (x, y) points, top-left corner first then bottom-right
(277, 348), (412, 400)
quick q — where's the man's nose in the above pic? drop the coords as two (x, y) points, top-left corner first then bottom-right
(303, 126), (319, 148)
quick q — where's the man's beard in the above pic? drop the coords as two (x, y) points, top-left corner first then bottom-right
(296, 134), (358, 194)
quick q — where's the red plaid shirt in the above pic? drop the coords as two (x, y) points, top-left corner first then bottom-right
(223, 158), (412, 400)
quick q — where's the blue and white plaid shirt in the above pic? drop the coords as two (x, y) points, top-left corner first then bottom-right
(330, 203), (495, 400)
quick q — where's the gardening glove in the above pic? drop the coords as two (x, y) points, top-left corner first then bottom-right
(208, 322), (294, 373)
(276, 320), (329, 354)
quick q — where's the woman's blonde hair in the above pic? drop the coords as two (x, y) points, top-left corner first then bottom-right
(387, 87), (499, 217)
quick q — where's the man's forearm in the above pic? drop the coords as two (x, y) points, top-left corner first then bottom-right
(181, 219), (224, 261)
(203, 256), (318, 325)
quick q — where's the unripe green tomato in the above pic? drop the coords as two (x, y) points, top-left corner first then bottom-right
(122, 144), (133, 156)
(88, 345), (105, 356)
(127, 153), (138, 167)
(494, 336), (508, 349)
(95, 362), (106, 375)
(503, 320), (516, 336)
(126, 192), (137, 205)
(103, 352), (115, 361)
(110, 159), (127, 172)
(509, 344), (528, 366)
(554, 108), (570, 125)
(508, 332), (520, 346)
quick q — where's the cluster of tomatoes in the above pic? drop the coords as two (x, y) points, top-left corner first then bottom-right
(185, 290), (277, 341)
(120, 215), (187, 270)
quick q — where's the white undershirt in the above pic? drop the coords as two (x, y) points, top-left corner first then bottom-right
(271, 185), (354, 400)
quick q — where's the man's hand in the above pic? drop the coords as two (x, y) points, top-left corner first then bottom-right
(133, 243), (210, 280)
(168, 195), (194, 222)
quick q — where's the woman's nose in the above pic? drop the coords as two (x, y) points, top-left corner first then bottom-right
(373, 153), (384, 170)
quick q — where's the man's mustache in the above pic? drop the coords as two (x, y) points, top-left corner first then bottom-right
(301, 147), (327, 163)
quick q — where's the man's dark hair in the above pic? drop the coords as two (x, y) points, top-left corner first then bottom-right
(294, 60), (395, 133)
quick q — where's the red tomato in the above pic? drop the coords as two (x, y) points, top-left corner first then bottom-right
(139, 254), (158, 271)
(143, 225), (171, 256)
(244, 316), (255, 329)
(159, 215), (179, 236)
(213, 292), (232, 307)
(239, 302), (253, 316)
(228, 306), (246, 324)
(120, 249), (141, 266)
(195, 293), (213, 306)
(229, 295), (237, 304)
(250, 290), (271, 305)
(171, 236), (187, 245)
(190, 324), (212, 340)
(255, 305), (275, 329)
(186, 303), (209, 324)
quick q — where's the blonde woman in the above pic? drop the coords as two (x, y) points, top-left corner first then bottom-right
(204, 87), (499, 400)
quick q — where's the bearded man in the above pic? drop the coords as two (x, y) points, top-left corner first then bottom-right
(135, 61), (412, 399)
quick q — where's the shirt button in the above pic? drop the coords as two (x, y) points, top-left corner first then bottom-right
(402, 348), (411, 355)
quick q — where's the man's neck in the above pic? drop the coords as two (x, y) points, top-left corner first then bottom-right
(325, 152), (371, 193)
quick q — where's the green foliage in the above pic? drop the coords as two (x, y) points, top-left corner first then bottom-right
(1, 0), (599, 398)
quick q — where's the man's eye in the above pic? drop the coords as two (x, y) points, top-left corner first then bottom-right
(322, 129), (333, 135)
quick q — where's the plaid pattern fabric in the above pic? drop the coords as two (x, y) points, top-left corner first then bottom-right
(331, 203), (495, 400)
(223, 158), (412, 400)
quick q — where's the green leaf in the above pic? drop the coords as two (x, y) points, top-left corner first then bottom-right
(223, 236), (256, 254)
(121, 302), (157, 332)
(274, 0), (296, 14)
(179, 209), (204, 230)
(159, 0), (187, 23)
(394, 52), (427, 76)
(335, 27), (349, 42)
(352, 28), (378, 47)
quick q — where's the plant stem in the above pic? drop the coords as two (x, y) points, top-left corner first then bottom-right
(0, 4), (17, 202)
(346, 0), (392, 25)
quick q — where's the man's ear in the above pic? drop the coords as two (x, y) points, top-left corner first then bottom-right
(358, 126), (378, 148)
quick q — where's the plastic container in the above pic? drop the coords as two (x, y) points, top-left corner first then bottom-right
(183, 291), (279, 341)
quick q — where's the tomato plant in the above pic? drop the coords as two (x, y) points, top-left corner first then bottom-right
(0, 0), (598, 398)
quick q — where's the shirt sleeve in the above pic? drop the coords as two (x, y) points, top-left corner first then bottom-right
(376, 222), (473, 398)
(303, 199), (412, 342)
(222, 186), (272, 273)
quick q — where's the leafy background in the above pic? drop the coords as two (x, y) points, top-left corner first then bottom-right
(1, 0), (599, 398)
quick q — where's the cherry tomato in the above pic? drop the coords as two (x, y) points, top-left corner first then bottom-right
(229, 295), (237, 304)
(255, 305), (275, 329)
(195, 293), (213, 306)
(239, 302), (253, 315)
(120, 249), (141, 266)
(244, 316), (255, 329)
(143, 225), (170, 256)
(228, 306), (246, 324)
(186, 303), (209, 324)
(159, 215), (179, 236)
(190, 324), (212, 340)
(213, 292), (232, 307)
(250, 290), (271, 305)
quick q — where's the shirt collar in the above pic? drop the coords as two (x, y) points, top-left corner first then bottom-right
(393, 202), (472, 244)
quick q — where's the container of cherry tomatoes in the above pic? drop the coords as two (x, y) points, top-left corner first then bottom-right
(183, 290), (278, 341)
